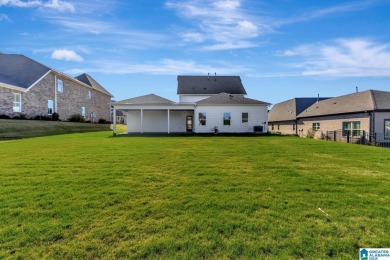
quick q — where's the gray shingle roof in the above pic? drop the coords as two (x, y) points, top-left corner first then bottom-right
(114, 94), (175, 105)
(297, 90), (390, 118)
(0, 53), (50, 88)
(196, 92), (270, 105)
(75, 73), (113, 97)
(269, 97), (330, 122)
(177, 75), (247, 95)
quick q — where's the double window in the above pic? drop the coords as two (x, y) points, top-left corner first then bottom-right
(13, 93), (22, 112)
(223, 112), (231, 126)
(199, 112), (206, 126)
(342, 121), (361, 137)
(312, 122), (320, 131)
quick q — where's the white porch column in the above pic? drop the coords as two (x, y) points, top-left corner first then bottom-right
(140, 109), (143, 134)
(113, 107), (117, 135)
(167, 109), (170, 134)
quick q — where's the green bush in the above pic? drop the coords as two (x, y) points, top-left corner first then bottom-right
(68, 114), (85, 122)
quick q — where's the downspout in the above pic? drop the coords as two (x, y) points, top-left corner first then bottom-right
(54, 74), (57, 113)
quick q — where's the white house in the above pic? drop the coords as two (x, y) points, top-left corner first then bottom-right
(112, 75), (270, 134)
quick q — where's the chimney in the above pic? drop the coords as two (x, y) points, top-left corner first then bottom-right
(356, 86), (358, 93)
(214, 72), (216, 81)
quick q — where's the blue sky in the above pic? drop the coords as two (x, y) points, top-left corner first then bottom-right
(1, 0), (390, 104)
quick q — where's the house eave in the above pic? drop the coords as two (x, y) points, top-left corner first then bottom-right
(0, 82), (26, 92)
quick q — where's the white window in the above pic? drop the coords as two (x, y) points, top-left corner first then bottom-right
(48, 100), (54, 115)
(343, 121), (361, 137)
(312, 122), (320, 131)
(13, 93), (22, 112)
(223, 112), (231, 126)
(385, 120), (390, 139)
(242, 112), (248, 123)
(82, 106), (86, 118)
(88, 90), (92, 99)
(199, 112), (206, 126)
(57, 79), (63, 92)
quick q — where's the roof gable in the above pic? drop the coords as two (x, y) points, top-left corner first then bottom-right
(177, 75), (247, 95)
(196, 92), (270, 105)
(269, 97), (330, 122)
(297, 90), (376, 118)
(75, 73), (113, 97)
(0, 53), (50, 89)
(114, 94), (175, 105)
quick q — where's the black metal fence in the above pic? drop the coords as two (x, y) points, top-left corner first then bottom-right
(325, 130), (390, 148)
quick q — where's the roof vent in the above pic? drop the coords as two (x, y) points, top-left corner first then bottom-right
(356, 86), (358, 93)
(208, 73), (210, 80)
(214, 72), (217, 81)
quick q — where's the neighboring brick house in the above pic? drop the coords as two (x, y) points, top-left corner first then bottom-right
(268, 97), (330, 135)
(269, 90), (390, 142)
(0, 53), (113, 121)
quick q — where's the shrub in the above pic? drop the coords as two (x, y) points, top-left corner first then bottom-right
(12, 114), (28, 120)
(98, 118), (107, 124)
(306, 129), (316, 139)
(0, 114), (11, 119)
(68, 114), (85, 122)
(51, 112), (60, 121)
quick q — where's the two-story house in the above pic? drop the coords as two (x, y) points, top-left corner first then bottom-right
(112, 75), (270, 134)
(0, 53), (113, 121)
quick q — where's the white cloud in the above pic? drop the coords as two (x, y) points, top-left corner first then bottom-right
(166, 0), (264, 50)
(51, 49), (84, 62)
(278, 38), (390, 77)
(0, 0), (75, 12)
(65, 59), (248, 75)
(0, 13), (11, 21)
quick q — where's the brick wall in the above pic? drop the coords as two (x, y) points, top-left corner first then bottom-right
(268, 120), (297, 135)
(297, 113), (370, 139)
(0, 72), (111, 121)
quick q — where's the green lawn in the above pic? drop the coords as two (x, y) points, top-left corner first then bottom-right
(1, 133), (390, 259)
(0, 119), (111, 139)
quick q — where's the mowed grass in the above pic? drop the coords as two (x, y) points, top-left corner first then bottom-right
(0, 119), (111, 139)
(1, 133), (390, 259)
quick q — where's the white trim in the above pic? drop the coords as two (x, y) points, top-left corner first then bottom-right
(0, 82), (26, 92)
(168, 109), (170, 134)
(54, 75), (57, 113)
(113, 108), (117, 134)
(26, 70), (51, 91)
(141, 109), (144, 133)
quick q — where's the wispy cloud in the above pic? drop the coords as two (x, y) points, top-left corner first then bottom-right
(277, 38), (390, 77)
(0, 0), (75, 12)
(275, 1), (379, 26)
(51, 49), (84, 62)
(0, 13), (11, 21)
(166, 0), (267, 50)
(65, 58), (249, 75)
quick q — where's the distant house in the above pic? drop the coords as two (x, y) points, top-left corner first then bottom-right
(112, 75), (270, 134)
(270, 90), (390, 142)
(268, 97), (330, 135)
(0, 53), (113, 121)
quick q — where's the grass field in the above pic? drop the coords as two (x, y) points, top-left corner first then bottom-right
(1, 132), (390, 259)
(0, 119), (111, 139)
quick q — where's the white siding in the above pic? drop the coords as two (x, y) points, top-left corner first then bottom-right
(126, 111), (141, 133)
(126, 110), (194, 133)
(179, 95), (212, 103)
(170, 110), (194, 132)
(374, 112), (390, 134)
(194, 105), (268, 133)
